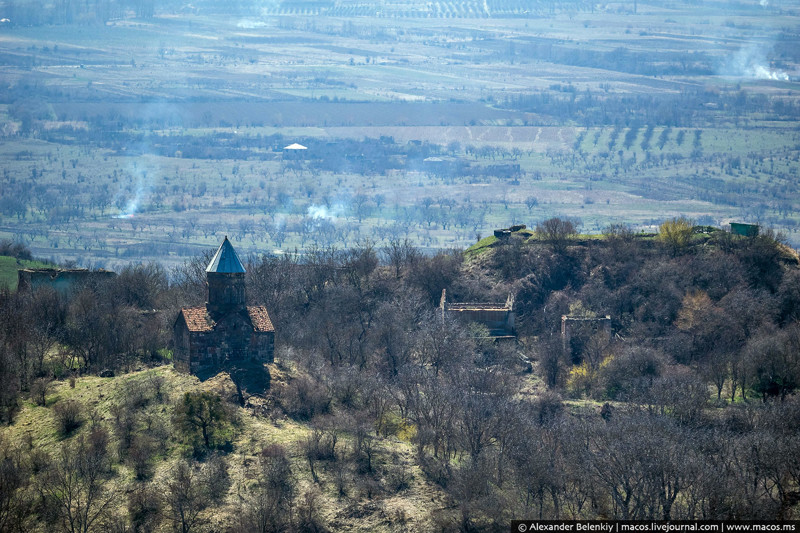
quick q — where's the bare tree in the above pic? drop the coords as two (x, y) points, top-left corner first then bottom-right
(382, 238), (419, 279)
(453, 364), (513, 462)
(36, 429), (118, 533)
(0, 438), (34, 533)
(237, 444), (295, 532)
(535, 217), (578, 252)
(580, 414), (697, 520)
(162, 460), (210, 533)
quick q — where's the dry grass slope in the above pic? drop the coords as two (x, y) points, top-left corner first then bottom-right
(0, 363), (451, 532)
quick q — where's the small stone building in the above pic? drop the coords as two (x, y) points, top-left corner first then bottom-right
(440, 289), (516, 337)
(173, 237), (275, 375)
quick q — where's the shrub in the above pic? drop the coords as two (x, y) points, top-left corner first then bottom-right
(566, 356), (613, 399)
(658, 217), (694, 253)
(385, 460), (413, 492)
(30, 378), (51, 406)
(128, 484), (162, 533)
(600, 347), (666, 400)
(532, 391), (565, 426)
(53, 399), (83, 436)
(129, 435), (157, 480)
(280, 376), (331, 421)
(203, 454), (231, 503)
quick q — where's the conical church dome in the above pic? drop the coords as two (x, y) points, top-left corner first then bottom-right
(206, 236), (246, 273)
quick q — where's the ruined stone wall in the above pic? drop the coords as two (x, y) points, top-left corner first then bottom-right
(440, 289), (516, 336)
(18, 268), (116, 294)
(448, 308), (513, 335)
(172, 317), (193, 372)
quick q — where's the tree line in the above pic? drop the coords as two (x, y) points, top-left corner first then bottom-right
(504, 87), (800, 128)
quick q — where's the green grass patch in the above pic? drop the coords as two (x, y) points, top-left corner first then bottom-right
(574, 233), (606, 241)
(0, 366), (200, 453)
(466, 230), (606, 258)
(464, 234), (498, 258)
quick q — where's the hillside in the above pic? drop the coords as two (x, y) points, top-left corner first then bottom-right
(1, 364), (447, 532)
(1, 229), (800, 531)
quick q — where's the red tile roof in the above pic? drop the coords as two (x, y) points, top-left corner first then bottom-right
(247, 306), (275, 332)
(181, 307), (214, 332)
(179, 306), (274, 333)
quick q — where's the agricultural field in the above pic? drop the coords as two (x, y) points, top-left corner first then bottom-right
(1, 0), (799, 268)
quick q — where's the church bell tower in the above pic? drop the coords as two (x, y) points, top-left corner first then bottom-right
(205, 236), (246, 315)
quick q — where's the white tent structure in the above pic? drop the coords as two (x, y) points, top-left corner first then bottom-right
(283, 143), (307, 150)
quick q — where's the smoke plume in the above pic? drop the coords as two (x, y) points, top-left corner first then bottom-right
(723, 42), (790, 81)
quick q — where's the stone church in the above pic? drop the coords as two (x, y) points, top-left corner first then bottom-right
(173, 237), (275, 375)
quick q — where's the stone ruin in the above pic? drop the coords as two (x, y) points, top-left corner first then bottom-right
(440, 289), (516, 338)
(17, 268), (116, 295)
(493, 224), (527, 240)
